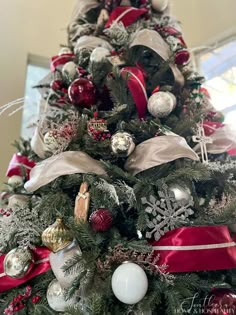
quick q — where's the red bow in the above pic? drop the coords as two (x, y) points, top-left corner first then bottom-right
(6, 154), (35, 180)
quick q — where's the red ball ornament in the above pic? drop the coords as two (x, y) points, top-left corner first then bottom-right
(203, 288), (236, 315)
(175, 50), (190, 66)
(50, 80), (64, 92)
(68, 78), (96, 108)
(89, 209), (113, 232)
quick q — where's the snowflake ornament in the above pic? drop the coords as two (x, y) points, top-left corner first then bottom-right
(141, 185), (194, 241)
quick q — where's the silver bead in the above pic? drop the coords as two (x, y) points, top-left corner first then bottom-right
(111, 131), (135, 157)
(47, 279), (78, 312)
(4, 248), (33, 278)
(148, 91), (176, 118)
(169, 184), (192, 206)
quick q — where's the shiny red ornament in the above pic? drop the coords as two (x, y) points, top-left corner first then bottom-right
(175, 50), (190, 65)
(89, 209), (113, 232)
(50, 80), (64, 92)
(68, 78), (96, 108)
(203, 288), (236, 315)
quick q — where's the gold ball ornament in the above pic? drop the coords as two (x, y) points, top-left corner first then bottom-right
(4, 248), (34, 279)
(111, 131), (136, 157)
(42, 218), (73, 253)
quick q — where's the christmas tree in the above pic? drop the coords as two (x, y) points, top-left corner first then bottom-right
(1, 0), (236, 314)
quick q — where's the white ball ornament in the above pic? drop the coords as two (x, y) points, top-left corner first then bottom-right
(8, 175), (24, 186)
(59, 47), (72, 55)
(47, 279), (78, 312)
(151, 0), (169, 12)
(147, 91), (176, 118)
(90, 47), (110, 63)
(62, 61), (78, 81)
(111, 262), (148, 305)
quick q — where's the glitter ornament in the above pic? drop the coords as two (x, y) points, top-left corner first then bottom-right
(47, 279), (78, 312)
(111, 131), (135, 157)
(147, 91), (176, 118)
(89, 209), (113, 232)
(4, 248), (34, 279)
(8, 176), (24, 186)
(44, 130), (68, 153)
(111, 262), (148, 305)
(42, 218), (73, 253)
(90, 47), (110, 63)
(68, 78), (96, 108)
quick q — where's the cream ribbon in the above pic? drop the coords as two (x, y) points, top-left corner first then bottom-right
(125, 134), (199, 176)
(24, 151), (107, 192)
(130, 29), (185, 88)
(153, 242), (236, 251)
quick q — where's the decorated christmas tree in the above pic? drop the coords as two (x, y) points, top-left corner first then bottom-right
(1, 0), (236, 314)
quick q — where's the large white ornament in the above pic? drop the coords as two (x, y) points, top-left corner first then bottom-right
(111, 262), (148, 305)
(90, 47), (110, 63)
(151, 0), (169, 12)
(8, 175), (24, 186)
(50, 240), (82, 289)
(147, 91), (176, 118)
(111, 131), (136, 157)
(62, 61), (78, 81)
(47, 279), (78, 312)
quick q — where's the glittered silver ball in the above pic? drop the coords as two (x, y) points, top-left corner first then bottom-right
(90, 47), (110, 63)
(111, 132), (135, 157)
(4, 248), (34, 279)
(44, 131), (68, 153)
(62, 61), (78, 81)
(147, 91), (176, 118)
(151, 0), (169, 12)
(8, 175), (24, 186)
(169, 184), (192, 206)
(47, 279), (78, 312)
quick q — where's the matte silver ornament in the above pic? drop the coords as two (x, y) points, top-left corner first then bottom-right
(4, 248), (34, 279)
(62, 61), (78, 81)
(47, 279), (78, 312)
(169, 184), (192, 206)
(90, 47), (110, 63)
(147, 91), (176, 118)
(111, 131), (135, 157)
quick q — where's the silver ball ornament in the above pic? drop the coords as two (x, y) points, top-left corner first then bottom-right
(111, 132), (135, 157)
(8, 175), (24, 186)
(47, 279), (78, 312)
(62, 61), (78, 81)
(151, 0), (169, 12)
(148, 91), (176, 118)
(44, 131), (68, 153)
(4, 248), (34, 278)
(50, 240), (82, 289)
(169, 184), (192, 206)
(90, 47), (110, 63)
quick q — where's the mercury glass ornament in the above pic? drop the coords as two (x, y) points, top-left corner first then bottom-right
(50, 240), (82, 288)
(147, 91), (176, 118)
(4, 248), (34, 279)
(42, 218), (73, 253)
(47, 279), (78, 312)
(111, 131), (135, 157)
(169, 184), (192, 206)
(62, 61), (78, 82)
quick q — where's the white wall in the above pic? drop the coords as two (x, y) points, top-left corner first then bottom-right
(1, 0), (236, 185)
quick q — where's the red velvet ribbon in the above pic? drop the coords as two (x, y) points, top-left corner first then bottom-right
(51, 53), (74, 72)
(0, 247), (51, 293)
(152, 226), (236, 273)
(6, 154), (35, 180)
(105, 6), (148, 28)
(121, 66), (148, 119)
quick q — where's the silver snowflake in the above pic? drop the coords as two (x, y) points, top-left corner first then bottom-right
(141, 185), (194, 241)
